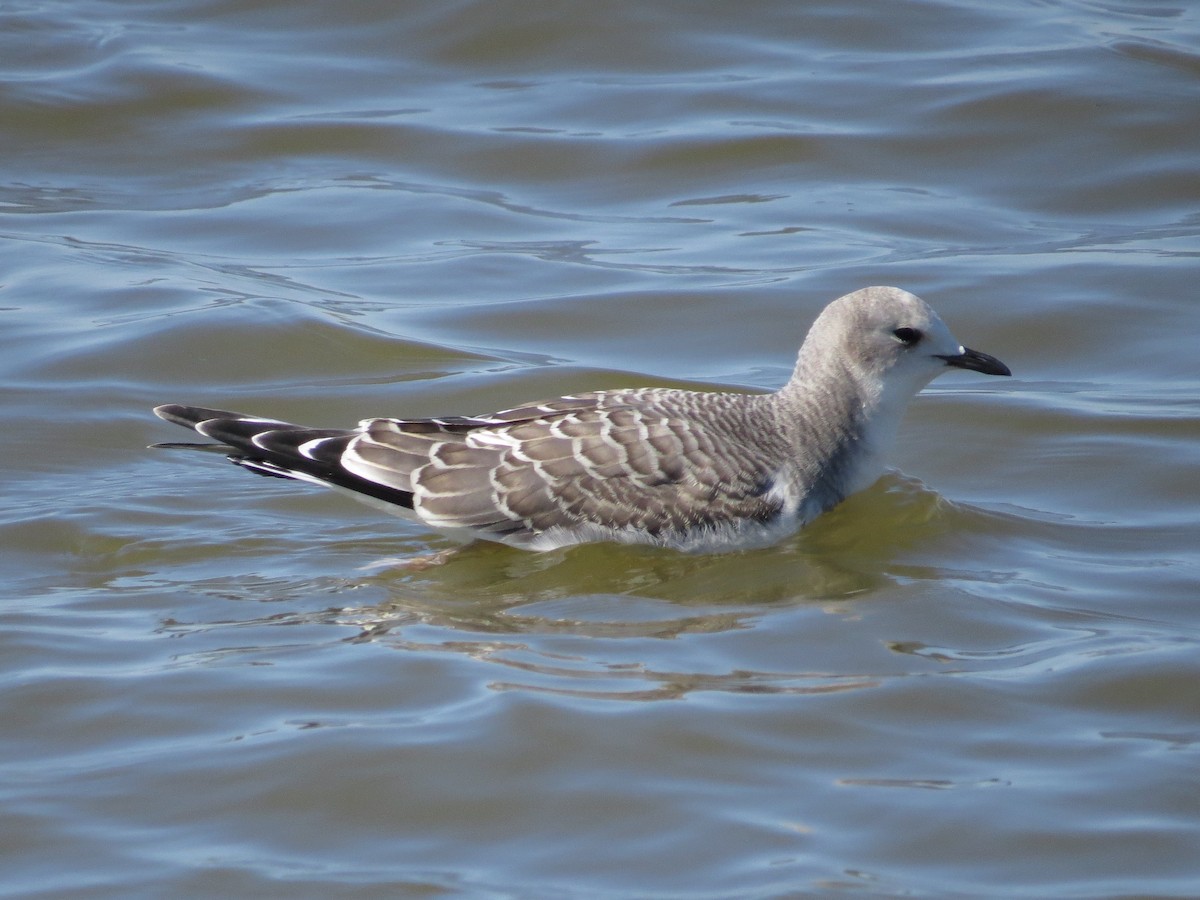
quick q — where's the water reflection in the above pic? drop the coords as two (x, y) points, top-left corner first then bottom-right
(142, 464), (1181, 709)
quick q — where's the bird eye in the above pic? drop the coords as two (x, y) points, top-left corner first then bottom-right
(893, 327), (922, 346)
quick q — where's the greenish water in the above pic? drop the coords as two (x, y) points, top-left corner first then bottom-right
(2, 0), (1198, 896)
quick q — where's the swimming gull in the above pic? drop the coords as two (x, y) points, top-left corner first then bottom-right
(153, 286), (1010, 552)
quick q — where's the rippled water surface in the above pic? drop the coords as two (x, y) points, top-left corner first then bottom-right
(3, 0), (1199, 896)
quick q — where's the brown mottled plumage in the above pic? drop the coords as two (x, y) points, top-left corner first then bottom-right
(153, 287), (1009, 552)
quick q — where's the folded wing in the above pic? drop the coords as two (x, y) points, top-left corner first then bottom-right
(155, 395), (782, 546)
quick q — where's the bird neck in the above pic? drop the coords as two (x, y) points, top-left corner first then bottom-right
(773, 352), (900, 518)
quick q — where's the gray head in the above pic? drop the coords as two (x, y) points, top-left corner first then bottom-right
(792, 286), (1010, 404)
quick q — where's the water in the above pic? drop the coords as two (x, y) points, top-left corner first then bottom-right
(3, 0), (1199, 896)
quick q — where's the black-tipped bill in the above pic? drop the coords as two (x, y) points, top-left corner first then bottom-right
(936, 346), (1011, 377)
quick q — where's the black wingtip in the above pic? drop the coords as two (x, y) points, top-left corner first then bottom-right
(148, 440), (234, 454)
(153, 404), (194, 426)
(153, 404), (253, 429)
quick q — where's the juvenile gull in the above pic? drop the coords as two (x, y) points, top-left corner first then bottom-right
(153, 286), (1010, 552)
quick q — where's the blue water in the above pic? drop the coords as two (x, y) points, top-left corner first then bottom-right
(2, 0), (1199, 896)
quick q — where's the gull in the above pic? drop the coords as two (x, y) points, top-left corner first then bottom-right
(153, 286), (1010, 553)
